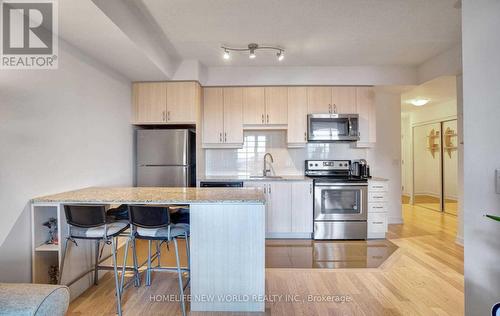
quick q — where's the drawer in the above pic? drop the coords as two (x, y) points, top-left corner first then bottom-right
(367, 213), (388, 238)
(368, 192), (387, 202)
(369, 181), (388, 192)
(368, 202), (387, 213)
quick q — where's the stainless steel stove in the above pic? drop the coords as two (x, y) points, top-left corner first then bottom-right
(305, 160), (368, 240)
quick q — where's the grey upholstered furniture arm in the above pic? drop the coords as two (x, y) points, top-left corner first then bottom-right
(0, 283), (70, 316)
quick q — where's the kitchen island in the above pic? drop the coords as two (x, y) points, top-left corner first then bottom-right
(31, 187), (266, 312)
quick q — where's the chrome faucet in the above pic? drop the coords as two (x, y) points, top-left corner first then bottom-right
(263, 153), (274, 176)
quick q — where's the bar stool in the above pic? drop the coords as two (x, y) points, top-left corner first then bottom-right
(121, 205), (190, 316)
(59, 204), (129, 316)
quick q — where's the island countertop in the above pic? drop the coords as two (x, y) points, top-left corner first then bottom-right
(32, 186), (266, 204)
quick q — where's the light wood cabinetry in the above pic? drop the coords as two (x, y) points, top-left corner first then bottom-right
(264, 87), (288, 124)
(243, 87), (265, 124)
(291, 181), (313, 234)
(332, 87), (356, 114)
(132, 81), (200, 124)
(202, 88), (224, 144)
(244, 180), (313, 238)
(166, 82), (199, 123)
(202, 87), (243, 147)
(223, 87), (244, 144)
(287, 87), (308, 147)
(307, 87), (332, 114)
(132, 82), (167, 124)
(356, 87), (376, 147)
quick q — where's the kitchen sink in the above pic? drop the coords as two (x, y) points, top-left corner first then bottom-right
(249, 175), (283, 179)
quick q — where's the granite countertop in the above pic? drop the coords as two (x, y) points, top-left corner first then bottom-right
(199, 175), (312, 182)
(32, 187), (266, 204)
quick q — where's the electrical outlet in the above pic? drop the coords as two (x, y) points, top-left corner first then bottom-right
(496, 169), (500, 194)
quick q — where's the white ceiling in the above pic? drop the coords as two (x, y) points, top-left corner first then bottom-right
(401, 75), (457, 111)
(142, 0), (461, 67)
(58, 0), (167, 80)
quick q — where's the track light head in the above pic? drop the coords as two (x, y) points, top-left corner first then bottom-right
(223, 49), (230, 60)
(277, 50), (284, 61)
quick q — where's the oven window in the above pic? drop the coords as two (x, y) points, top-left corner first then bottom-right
(309, 119), (349, 138)
(321, 189), (361, 215)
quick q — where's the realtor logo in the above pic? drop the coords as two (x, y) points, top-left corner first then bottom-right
(1, 0), (58, 69)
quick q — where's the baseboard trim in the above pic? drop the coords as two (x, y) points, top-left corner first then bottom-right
(266, 232), (312, 239)
(389, 216), (404, 224)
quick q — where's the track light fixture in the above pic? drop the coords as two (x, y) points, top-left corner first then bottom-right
(221, 43), (285, 61)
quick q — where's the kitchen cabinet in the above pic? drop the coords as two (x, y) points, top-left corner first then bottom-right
(202, 87), (243, 147)
(267, 182), (292, 233)
(264, 87), (288, 124)
(356, 87), (376, 147)
(132, 81), (200, 124)
(307, 87), (332, 114)
(244, 180), (313, 238)
(291, 181), (313, 234)
(166, 81), (199, 123)
(367, 179), (388, 239)
(332, 87), (356, 114)
(287, 87), (308, 147)
(132, 81), (201, 124)
(132, 82), (167, 124)
(243, 87), (265, 124)
(242, 87), (287, 126)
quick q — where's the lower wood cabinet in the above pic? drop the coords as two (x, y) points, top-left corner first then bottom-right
(244, 180), (313, 238)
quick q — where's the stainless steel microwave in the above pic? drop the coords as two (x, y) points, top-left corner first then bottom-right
(307, 114), (360, 142)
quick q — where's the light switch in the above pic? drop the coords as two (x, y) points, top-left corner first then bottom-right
(496, 169), (500, 194)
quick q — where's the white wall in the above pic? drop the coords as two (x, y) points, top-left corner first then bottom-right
(463, 1), (500, 314)
(0, 41), (133, 282)
(417, 44), (462, 84)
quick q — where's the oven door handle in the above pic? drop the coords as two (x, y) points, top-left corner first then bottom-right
(314, 183), (368, 187)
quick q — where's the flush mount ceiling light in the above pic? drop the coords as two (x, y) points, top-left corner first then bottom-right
(221, 43), (285, 61)
(408, 98), (430, 106)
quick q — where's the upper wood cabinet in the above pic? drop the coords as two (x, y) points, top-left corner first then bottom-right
(223, 88), (244, 144)
(287, 87), (308, 147)
(132, 82), (167, 124)
(202, 87), (243, 147)
(242, 87), (288, 126)
(243, 87), (265, 124)
(332, 87), (356, 114)
(307, 87), (332, 114)
(265, 87), (288, 124)
(166, 82), (199, 123)
(356, 87), (376, 147)
(132, 81), (200, 124)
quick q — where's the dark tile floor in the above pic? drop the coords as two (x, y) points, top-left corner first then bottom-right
(265, 239), (398, 269)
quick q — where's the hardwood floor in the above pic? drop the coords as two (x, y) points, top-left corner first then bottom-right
(68, 204), (464, 315)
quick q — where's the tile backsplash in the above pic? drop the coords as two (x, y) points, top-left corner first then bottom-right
(205, 130), (369, 176)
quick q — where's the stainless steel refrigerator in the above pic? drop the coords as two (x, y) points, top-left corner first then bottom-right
(136, 129), (196, 187)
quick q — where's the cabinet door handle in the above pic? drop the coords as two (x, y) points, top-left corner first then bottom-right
(373, 206), (384, 209)
(219, 132), (222, 143)
(304, 132), (307, 141)
(261, 114), (264, 124)
(268, 184), (271, 195)
(267, 114), (269, 123)
(372, 221), (384, 224)
(264, 186), (267, 194)
(328, 104), (331, 113)
(333, 104), (337, 114)
(167, 111), (171, 121)
(162, 110), (166, 121)
(310, 183), (312, 194)
(224, 132), (227, 143)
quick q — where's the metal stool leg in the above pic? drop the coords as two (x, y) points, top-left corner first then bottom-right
(94, 240), (100, 285)
(184, 233), (190, 279)
(120, 237), (130, 295)
(146, 240), (152, 286)
(156, 240), (161, 268)
(173, 238), (186, 316)
(111, 237), (123, 316)
(131, 237), (140, 287)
